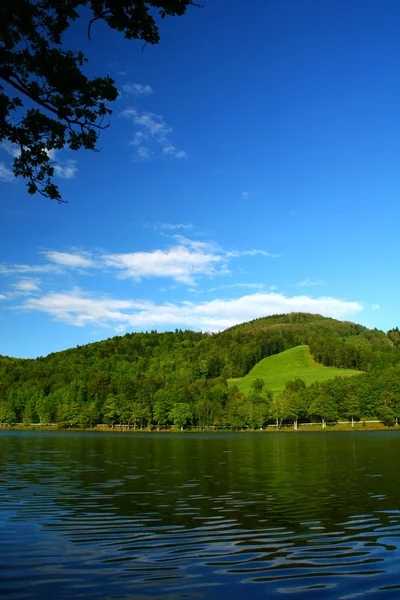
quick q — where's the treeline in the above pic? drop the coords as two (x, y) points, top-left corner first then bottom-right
(272, 366), (400, 428)
(1, 368), (400, 429)
(0, 313), (399, 429)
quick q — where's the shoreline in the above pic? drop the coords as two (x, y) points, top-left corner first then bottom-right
(2, 422), (400, 433)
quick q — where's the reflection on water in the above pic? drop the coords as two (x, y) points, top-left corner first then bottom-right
(1, 431), (400, 599)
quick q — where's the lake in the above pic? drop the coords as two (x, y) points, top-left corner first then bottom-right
(1, 431), (400, 599)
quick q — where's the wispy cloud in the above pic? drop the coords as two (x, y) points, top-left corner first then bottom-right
(0, 162), (13, 182)
(226, 249), (279, 258)
(0, 263), (60, 275)
(295, 278), (325, 287)
(136, 146), (154, 160)
(133, 111), (171, 137)
(158, 223), (193, 231)
(1, 142), (77, 179)
(371, 304), (380, 310)
(21, 290), (363, 331)
(122, 83), (153, 97)
(53, 160), (78, 179)
(119, 107), (138, 120)
(1, 141), (20, 158)
(12, 278), (41, 294)
(0, 238), (279, 290)
(242, 191), (250, 199)
(0, 142), (16, 181)
(102, 237), (227, 285)
(0, 294), (7, 300)
(206, 282), (268, 292)
(42, 250), (95, 269)
(162, 145), (187, 159)
(21, 289), (142, 327)
(121, 107), (186, 160)
(100, 236), (275, 286)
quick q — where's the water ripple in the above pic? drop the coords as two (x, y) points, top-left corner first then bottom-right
(1, 431), (400, 599)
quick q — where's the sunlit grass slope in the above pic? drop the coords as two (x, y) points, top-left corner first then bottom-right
(228, 345), (361, 396)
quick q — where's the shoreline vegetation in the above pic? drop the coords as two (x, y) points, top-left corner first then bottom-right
(2, 421), (399, 433)
(2, 313), (400, 432)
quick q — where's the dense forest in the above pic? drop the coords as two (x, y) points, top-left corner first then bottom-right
(1, 312), (400, 429)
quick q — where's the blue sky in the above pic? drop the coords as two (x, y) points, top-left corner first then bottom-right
(1, 0), (400, 358)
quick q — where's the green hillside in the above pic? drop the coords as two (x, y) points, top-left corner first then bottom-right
(228, 345), (361, 395)
(1, 312), (399, 428)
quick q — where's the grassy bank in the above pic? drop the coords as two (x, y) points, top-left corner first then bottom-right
(228, 345), (361, 395)
(3, 422), (399, 433)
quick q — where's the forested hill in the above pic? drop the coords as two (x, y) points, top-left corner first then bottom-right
(1, 312), (400, 428)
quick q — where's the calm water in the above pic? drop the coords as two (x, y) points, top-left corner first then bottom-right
(1, 431), (400, 599)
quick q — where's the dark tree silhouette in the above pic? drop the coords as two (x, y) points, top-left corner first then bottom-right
(0, 1), (197, 201)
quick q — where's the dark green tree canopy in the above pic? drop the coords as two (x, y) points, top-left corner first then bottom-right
(0, 0), (196, 201)
(1, 313), (400, 429)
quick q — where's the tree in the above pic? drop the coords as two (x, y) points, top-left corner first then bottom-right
(309, 394), (338, 429)
(35, 393), (54, 425)
(378, 391), (396, 426)
(1, 0), (197, 201)
(343, 393), (361, 427)
(22, 399), (37, 425)
(284, 379), (306, 394)
(169, 402), (192, 430)
(102, 393), (120, 426)
(251, 378), (265, 394)
(194, 397), (222, 428)
(280, 379), (307, 430)
(269, 395), (284, 429)
(248, 402), (269, 430)
(129, 402), (150, 430)
(153, 399), (169, 429)
(0, 405), (16, 426)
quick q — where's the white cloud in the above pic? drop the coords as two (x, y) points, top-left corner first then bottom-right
(0, 142), (15, 180)
(42, 250), (95, 269)
(173, 235), (221, 252)
(131, 131), (149, 146)
(136, 146), (154, 160)
(101, 237), (278, 285)
(0, 263), (60, 275)
(242, 191), (250, 199)
(48, 150), (78, 179)
(13, 279), (40, 293)
(121, 107), (186, 160)
(134, 112), (171, 137)
(162, 145), (187, 159)
(120, 107), (138, 120)
(0, 238), (278, 288)
(1, 141), (20, 158)
(371, 304), (380, 310)
(204, 283), (268, 293)
(159, 223), (193, 231)
(1, 142), (77, 179)
(295, 279), (325, 287)
(122, 83), (153, 97)
(53, 160), (78, 179)
(0, 294), (7, 300)
(0, 162), (13, 182)
(185, 294), (362, 330)
(21, 290), (363, 331)
(226, 249), (279, 258)
(22, 290), (141, 327)
(102, 237), (227, 285)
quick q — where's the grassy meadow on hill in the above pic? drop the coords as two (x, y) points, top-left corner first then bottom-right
(1, 312), (400, 428)
(228, 345), (361, 396)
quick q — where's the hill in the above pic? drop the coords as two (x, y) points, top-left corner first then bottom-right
(228, 345), (361, 396)
(1, 312), (400, 428)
